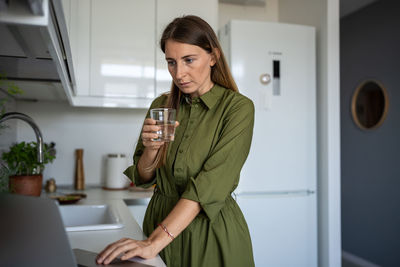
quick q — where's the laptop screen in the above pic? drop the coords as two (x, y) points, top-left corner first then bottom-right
(0, 194), (154, 267)
(0, 193), (77, 267)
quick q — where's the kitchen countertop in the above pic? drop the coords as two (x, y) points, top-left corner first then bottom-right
(49, 187), (165, 267)
(51, 186), (154, 200)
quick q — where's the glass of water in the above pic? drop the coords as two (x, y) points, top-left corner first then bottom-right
(150, 108), (176, 142)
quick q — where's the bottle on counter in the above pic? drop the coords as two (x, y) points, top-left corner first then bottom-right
(75, 149), (85, 190)
(45, 178), (57, 193)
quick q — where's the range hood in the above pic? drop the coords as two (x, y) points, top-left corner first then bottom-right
(0, 0), (75, 100)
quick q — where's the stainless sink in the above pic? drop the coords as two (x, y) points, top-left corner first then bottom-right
(123, 198), (150, 206)
(58, 204), (124, 232)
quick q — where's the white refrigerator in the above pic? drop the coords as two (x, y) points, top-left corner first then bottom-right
(220, 20), (317, 267)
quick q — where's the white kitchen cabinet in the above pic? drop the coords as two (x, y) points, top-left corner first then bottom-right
(69, 0), (90, 96)
(127, 205), (147, 230)
(126, 198), (151, 230)
(67, 0), (217, 107)
(155, 0), (218, 96)
(69, 0), (156, 108)
(90, 0), (155, 99)
(61, 0), (71, 36)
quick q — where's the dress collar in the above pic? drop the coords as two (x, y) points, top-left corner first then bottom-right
(182, 84), (225, 110)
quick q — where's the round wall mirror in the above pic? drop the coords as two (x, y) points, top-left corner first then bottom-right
(351, 80), (389, 130)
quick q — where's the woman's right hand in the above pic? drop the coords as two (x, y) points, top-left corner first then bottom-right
(141, 118), (179, 151)
(141, 118), (165, 151)
(137, 118), (179, 180)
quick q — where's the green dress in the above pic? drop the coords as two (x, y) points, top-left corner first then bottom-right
(124, 84), (255, 267)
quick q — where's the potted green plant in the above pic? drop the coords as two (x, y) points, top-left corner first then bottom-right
(1, 141), (56, 196)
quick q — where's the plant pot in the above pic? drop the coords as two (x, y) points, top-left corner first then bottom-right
(9, 174), (43, 197)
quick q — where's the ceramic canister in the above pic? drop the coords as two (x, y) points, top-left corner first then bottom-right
(105, 154), (130, 189)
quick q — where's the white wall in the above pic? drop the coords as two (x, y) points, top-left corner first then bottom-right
(15, 100), (146, 186)
(219, 1), (279, 28)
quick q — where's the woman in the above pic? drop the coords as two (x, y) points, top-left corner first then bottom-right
(97, 15), (255, 267)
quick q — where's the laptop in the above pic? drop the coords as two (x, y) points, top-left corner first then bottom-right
(0, 193), (154, 267)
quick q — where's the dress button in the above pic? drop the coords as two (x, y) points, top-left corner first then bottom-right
(190, 120), (194, 124)
(184, 135), (189, 138)
(176, 168), (182, 172)
(179, 149), (183, 153)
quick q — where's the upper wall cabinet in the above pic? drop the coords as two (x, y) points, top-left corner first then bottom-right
(90, 0), (155, 99)
(61, 0), (71, 35)
(68, 0), (155, 108)
(64, 0), (217, 108)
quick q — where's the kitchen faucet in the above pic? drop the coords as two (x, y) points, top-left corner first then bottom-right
(0, 112), (43, 164)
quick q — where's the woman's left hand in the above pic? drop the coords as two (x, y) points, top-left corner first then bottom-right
(96, 238), (157, 265)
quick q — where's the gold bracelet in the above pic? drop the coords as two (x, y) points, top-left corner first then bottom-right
(158, 223), (175, 240)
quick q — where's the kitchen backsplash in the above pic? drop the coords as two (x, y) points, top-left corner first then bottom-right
(15, 100), (146, 186)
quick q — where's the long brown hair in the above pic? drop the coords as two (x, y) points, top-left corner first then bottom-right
(151, 15), (238, 169)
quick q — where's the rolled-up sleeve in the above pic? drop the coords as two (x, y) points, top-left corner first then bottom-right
(181, 97), (255, 221)
(123, 143), (156, 188)
(123, 95), (167, 188)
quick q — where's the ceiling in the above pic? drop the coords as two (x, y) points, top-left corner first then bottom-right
(340, 0), (379, 18)
(219, 0), (266, 6)
(220, 0), (379, 17)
